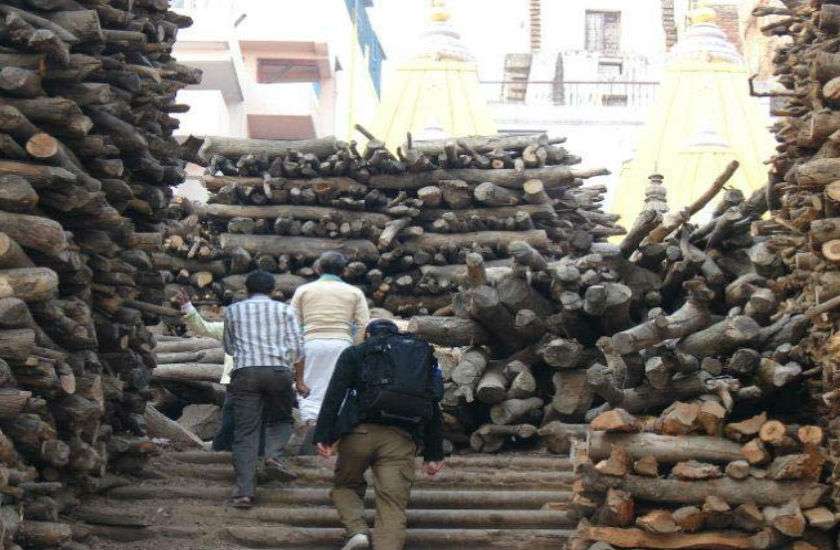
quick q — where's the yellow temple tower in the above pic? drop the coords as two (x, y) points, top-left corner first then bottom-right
(370, 0), (496, 150)
(611, 3), (775, 228)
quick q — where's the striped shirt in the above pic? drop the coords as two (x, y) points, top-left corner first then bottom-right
(222, 294), (305, 371)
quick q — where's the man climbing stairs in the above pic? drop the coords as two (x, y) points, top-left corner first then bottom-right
(75, 451), (575, 549)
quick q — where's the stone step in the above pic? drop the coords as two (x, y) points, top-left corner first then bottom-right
(171, 451), (572, 471)
(77, 503), (577, 529)
(88, 524), (573, 549)
(155, 461), (575, 489)
(106, 485), (572, 510)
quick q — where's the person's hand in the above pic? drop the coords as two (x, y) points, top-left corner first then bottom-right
(423, 461), (444, 477)
(317, 443), (335, 458)
(173, 288), (191, 308)
(296, 381), (311, 398)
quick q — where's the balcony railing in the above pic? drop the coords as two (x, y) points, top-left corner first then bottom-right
(480, 80), (660, 109)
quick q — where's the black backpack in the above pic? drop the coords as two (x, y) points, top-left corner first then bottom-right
(357, 333), (442, 427)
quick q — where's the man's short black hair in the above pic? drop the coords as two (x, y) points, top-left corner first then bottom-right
(317, 251), (347, 276)
(245, 270), (275, 295)
(366, 319), (399, 338)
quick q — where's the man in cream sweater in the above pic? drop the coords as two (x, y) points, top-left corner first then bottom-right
(290, 252), (370, 454)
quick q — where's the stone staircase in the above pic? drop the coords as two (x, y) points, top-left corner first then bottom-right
(75, 451), (576, 549)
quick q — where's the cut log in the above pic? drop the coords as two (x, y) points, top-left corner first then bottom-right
(417, 203), (557, 224)
(489, 397), (543, 425)
(407, 133), (556, 156)
(588, 431), (744, 464)
(143, 404), (202, 449)
(697, 400), (727, 436)
(538, 337), (583, 370)
(460, 285), (521, 353)
(468, 423), (536, 453)
(703, 495), (732, 529)
(0, 67), (42, 98)
(474, 181), (519, 206)
(536, 421), (587, 454)
(195, 203), (391, 226)
(475, 364), (508, 405)
(580, 526), (752, 550)
(634, 455), (659, 477)
(0, 176), (38, 213)
(15, 521), (72, 548)
(724, 413), (767, 443)
(672, 506), (704, 533)
(151, 364), (223, 383)
(369, 165), (609, 191)
(0, 211), (67, 257)
(803, 507), (836, 531)
(595, 445), (632, 477)
(551, 369), (593, 418)
(636, 510), (680, 535)
(197, 135), (339, 162)
(219, 234), (379, 264)
(763, 500), (806, 537)
(0, 328), (35, 363)
(766, 453), (825, 481)
(677, 316), (761, 358)
(405, 230), (549, 254)
(407, 316), (490, 348)
(0, 234), (33, 270)
(450, 347), (488, 387)
(590, 409), (640, 433)
(579, 462), (828, 507)
(725, 460), (751, 480)
(0, 268), (58, 302)
(741, 439), (771, 466)
(596, 488), (635, 527)
(177, 404), (222, 441)
(759, 420), (787, 446)
(609, 282), (713, 355)
(733, 502), (765, 532)
(672, 460), (722, 480)
(657, 402), (700, 436)
(587, 364), (711, 414)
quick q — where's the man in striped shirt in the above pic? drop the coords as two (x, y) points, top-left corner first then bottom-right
(223, 270), (305, 508)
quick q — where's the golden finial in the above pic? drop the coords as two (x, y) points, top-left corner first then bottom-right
(688, 1), (717, 25)
(430, 0), (450, 23)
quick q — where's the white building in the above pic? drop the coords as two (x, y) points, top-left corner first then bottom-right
(171, 0), (385, 142)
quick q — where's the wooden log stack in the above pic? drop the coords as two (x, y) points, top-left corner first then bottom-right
(148, 331), (225, 445)
(0, 0), (197, 547)
(161, 130), (617, 317)
(402, 154), (840, 547)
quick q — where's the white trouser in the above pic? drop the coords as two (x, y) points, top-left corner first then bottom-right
(299, 339), (351, 423)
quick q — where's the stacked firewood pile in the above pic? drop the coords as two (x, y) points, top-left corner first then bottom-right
(161, 130), (616, 316)
(572, 407), (833, 550)
(0, 0), (197, 547)
(747, 1), (840, 546)
(405, 159), (839, 547)
(147, 333), (225, 448)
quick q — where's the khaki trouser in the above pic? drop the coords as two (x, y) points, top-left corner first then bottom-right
(331, 423), (416, 550)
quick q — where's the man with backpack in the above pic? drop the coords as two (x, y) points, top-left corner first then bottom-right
(313, 319), (445, 550)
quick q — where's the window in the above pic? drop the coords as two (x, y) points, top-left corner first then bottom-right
(585, 11), (621, 55)
(256, 59), (320, 84)
(598, 61), (623, 78)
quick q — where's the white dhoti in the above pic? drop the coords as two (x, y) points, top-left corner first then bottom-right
(299, 339), (351, 423)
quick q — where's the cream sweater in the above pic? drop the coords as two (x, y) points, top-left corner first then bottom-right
(290, 276), (369, 344)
